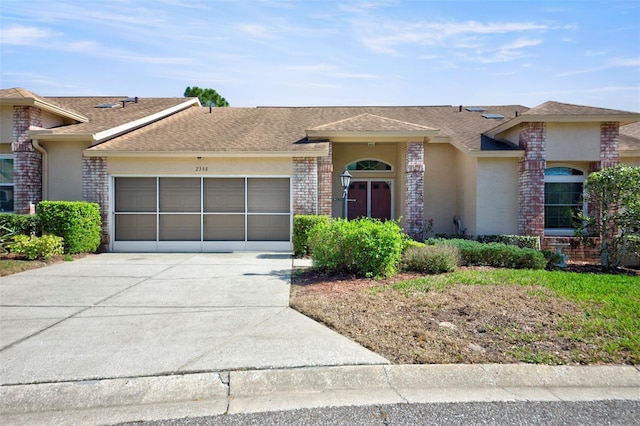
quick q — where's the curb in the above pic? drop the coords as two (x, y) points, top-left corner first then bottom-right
(2, 364), (639, 425)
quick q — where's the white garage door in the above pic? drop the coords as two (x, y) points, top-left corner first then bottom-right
(112, 177), (292, 252)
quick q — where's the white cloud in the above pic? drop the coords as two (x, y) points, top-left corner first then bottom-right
(555, 57), (640, 77)
(0, 25), (56, 45)
(236, 23), (277, 39)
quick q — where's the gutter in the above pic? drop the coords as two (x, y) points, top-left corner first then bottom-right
(31, 139), (48, 199)
(83, 150), (330, 158)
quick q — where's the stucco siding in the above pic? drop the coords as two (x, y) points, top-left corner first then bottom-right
(456, 151), (477, 235)
(621, 156), (640, 167)
(0, 143), (11, 154)
(546, 122), (600, 161)
(476, 158), (519, 235)
(41, 110), (68, 129)
(1, 106), (13, 142)
(424, 143), (457, 235)
(42, 140), (86, 201)
(106, 156), (293, 176)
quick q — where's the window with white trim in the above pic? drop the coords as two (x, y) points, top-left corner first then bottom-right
(0, 154), (13, 213)
(544, 167), (585, 234)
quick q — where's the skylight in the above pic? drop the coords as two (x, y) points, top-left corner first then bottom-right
(482, 113), (504, 119)
(95, 103), (119, 109)
(465, 107), (486, 112)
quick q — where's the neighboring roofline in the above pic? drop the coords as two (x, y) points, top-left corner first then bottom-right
(621, 150), (640, 157)
(306, 130), (438, 140)
(83, 149), (330, 158)
(30, 98), (200, 143)
(486, 113), (640, 138)
(1, 97), (89, 123)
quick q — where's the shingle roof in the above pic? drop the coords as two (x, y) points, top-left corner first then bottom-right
(0, 87), (87, 121)
(620, 122), (640, 152)
(308, 113), (438, 132)
(523, 101), (633, 117)
(88, 105), (525, 154)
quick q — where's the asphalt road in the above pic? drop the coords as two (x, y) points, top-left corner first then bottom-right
(118, 400), (640, 426)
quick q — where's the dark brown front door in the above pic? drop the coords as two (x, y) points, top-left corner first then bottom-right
(347, 181), (391, 220)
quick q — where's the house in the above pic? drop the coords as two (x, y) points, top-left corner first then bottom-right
(2, 87), (639, 257)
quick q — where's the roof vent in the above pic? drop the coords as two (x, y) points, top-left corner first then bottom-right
(95, 103), (119, 109)
(466, 107), (486, 112)
(121, 97), (138, 103)
(482, 113), (504, 119)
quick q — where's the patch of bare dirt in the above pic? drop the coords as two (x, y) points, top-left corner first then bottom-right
(290, 267), (633, 365)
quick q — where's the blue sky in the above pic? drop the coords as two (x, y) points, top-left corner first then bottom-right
(1, 0), (639, 110)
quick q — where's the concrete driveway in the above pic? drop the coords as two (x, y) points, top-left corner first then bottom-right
(0, 253), (387, 385)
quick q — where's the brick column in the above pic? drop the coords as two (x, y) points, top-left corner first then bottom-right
(518, 122), (546, 236)
(317, 143), (333, 216)
(599, 122), (620, 169)
(82, 156), (110, 250)
(12, 106), (43, 213)
(405, 141), (425, 238)
(292, 157), (318, 215)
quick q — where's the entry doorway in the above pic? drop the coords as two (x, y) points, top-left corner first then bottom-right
(347, 180), (392, 220)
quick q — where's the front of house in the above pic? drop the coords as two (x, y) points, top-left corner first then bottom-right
(2, 88), (639, 257)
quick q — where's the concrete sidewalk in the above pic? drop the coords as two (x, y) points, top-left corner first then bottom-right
(1, 254), (639, 425)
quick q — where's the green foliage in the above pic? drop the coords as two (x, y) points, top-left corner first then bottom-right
(293, 215), (330, 257)
(184, 86), (229, 107)
(402, 245), (460, 274)
(435, 233), (539, 249)
(310, 218), (405, 278)
(0, 213), (40, 236)
(426, 238), (546, 270)
(37, 201), (101, 254)
(576, 164), (640, 269)
(10, 234), (64, 261)
(541, 249), (565, 270)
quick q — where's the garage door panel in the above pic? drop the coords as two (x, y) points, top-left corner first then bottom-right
(115, 214), (156, 241)
(203, 215), (245, 241)
(248, 178), (290, 213)
(204, 178), (245, 213)
(248, 215), (290, 241)
(160, 178), (200, 213)
(115, 178), (156, 212)
(159, 215), (200, 241)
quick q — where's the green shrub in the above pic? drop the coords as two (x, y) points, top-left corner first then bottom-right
(402, 245), (460, 274)
(0, 213), (40, 236)
(293, 215), (330, 257)
(427, 238), (546, 270)
(310, 218), (405, 278)
(10, 234), (64, 261)
(37, 201), (101, 254)
(435, 233), (540, 249)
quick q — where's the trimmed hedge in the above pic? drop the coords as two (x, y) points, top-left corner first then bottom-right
(402, 245), (460, 274)
(434, 234), (540, 250)
(426, 238), (546, 270)
(0, 213), (40, 236)
(37, 201), (101, 254)
(293, 215), (330, 257)
(310, 218), (405, 278)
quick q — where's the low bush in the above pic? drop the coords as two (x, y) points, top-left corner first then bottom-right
(37, 201), (101, 254)
(310, 218), (405, 278)
(0, 213), (40, 236)
(435, 233), (539, 249)
(426, 238), (546, 270)
(10, 234), (64, 261)
(402, 245), (460, 274)
(293, 215), (330, 257)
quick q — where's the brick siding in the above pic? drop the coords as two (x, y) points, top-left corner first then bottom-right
(541, 236), (601, 264)
(12, 106), (43, 213)
(599, 122), (620, 169)
(317, 143), (333, 216)
(292, 157), (318, 215)
(518, 122), (546, 236)
(82, 157), (110, 250)
(405, 141), (425, 238)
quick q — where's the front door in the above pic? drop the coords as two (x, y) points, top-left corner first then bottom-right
(347, 180), (391, 220)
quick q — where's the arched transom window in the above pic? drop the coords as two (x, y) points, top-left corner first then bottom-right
(346, 159), (392, 171)
(544, 167), (585, 233)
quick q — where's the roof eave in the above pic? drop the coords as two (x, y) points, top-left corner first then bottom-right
(487, 114), (640, 138)
(1, 97), (89, 123)
(83, 149), (330, 158)
(306, 130), (438, 140)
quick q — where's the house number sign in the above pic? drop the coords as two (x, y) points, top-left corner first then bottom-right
(195, 166), (209, 172)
